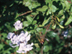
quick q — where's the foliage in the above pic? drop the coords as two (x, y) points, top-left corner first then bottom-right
(0, 0), (72, 54)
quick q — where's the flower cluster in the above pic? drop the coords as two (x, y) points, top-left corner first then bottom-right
(7, 20), (33, 53)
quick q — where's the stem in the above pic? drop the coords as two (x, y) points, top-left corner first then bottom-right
(19, 10), (32, 16)
(40, 46), (43, 54)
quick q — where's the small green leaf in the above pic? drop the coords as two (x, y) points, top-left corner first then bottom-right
(37, 5), (48, 12)
(43, 41), (48, 45)
(29, 51), (34, 54)
(34, 24), (38, 29)
(42, 29), (46, 34)
(1, 33), (7, 38)
(51, 5), (57, 12)
(56, 17), (60, 22)
(46, 5), (57, 15)
(60, 15), (65, 21)
(26, 16), (33, 23)
(36, 47), (41, 52)
(58, 24), (64, 29)
(25, 1), (31, 7)
(46, 9), (52, 15)
(64, 1), (71, 10)
(58, 10), (64, 16)
(0, 44), (4, 50)
(47, 31), (60, 42)
(48, 31), (58, 37)
(23, 21), (30, 27)
(32, 20), (37, 25)
(56, 21), (64, 29)
(65, 16), (72, 25)
(34, 43), (39, 48)
(52, 24), (56, 29)
(42, 18), (50, 26)
(45, 0), (51, 4)
(36, 28), (43, 32)
(53, 0), (59, 2)
(43, 45), (49, 52)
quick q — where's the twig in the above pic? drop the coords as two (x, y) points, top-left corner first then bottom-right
(40, 46), (43, 54)
(0, 39), (8, 45)
(19, 10), (32, 16)
(39, 23), (51, 44)
(11, 52), (16, 54)
(67, 0), (72, 4)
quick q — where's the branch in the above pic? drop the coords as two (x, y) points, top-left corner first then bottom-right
(0, 39), (8, 45)
(19, 10), (32, 16)
(67, 0), (72, 4)
(40, 46), (43, 54)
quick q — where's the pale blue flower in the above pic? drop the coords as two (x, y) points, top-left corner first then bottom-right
(14, 20), (23, 30)
(17, 43), (33, 53)
(7, 32), (15, 39)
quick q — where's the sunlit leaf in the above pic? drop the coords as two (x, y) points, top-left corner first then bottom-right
(65, 16), (72, 25)
(43, 45), (49, 52)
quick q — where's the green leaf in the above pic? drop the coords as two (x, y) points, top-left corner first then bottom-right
(25, 1), (40, 10)
(53, 0), (59, 2)
(51, 5), (57, 12)
(60, 21), (64, 26)
(34, 24), (38, 29)
(43, 45), (49, 52)
(23, 21), (30, 27)
(26, 16), (33, 23)
(34, 43), (40, 48)
(43, 41), (48, 45)
(36, 47), (41, 52)
(46, 5), (57, 15)
(15, 12), (19, 19)
(0, 26), (4, 30)
(49, 45), (52, 50)
(29, 51), (34, 54)
(0, 44), (4, 50)
(60, 15), (65, 21)
(25, 1), (31, 7)
(36, 28), (43, 32)
(58, 10), (64, 16)
(37, 5), (48, 12)
(46, 9), (52, 15)
(9, 3), (14, 7)
(48, 31), (58, 37)
(45, 0), (51, 4)
(42, 29), (46, 34)
(64, 1), (71, 10)
(58, 23), (64, 29)
(32, 20), (37, 25)
(47, 31), (60, 42)
(42, 18), (50, 26)
(52, 24), (56, 29)
(11, 27), (17, 31)
(55, 34), (60, 42)
(56, 21), (64, 29)
(56, 17), (60, 22)
(65, 16), (72, 25)
(70, 7), (72, 12)
(1, 33), (7, 38)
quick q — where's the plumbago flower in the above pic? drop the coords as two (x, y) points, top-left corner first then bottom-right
(7, 31), (33, 53)
(14, 20), (23, 30)
(7, 20), (34, 53)
(17, 42), (33, 53)
(7, 32), (15, 39)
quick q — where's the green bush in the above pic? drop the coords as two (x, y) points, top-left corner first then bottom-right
(0, 0), (72, 54)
